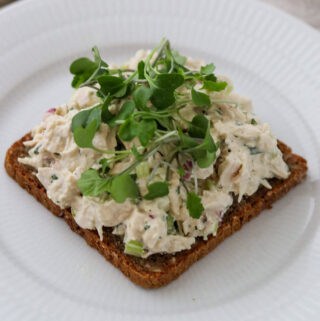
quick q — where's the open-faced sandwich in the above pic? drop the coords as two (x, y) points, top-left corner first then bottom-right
(5, 39), (307, 288)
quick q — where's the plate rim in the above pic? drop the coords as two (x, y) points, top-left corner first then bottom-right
(0, 0), (319, 320)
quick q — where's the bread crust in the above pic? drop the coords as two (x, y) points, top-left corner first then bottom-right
(4, 133), (307, 288)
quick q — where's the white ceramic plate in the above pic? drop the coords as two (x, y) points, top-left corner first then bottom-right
(0, 0), (319, 320)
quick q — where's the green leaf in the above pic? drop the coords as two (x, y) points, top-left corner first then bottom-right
(70, 57), (98, 88)
(108, 100), (135, 127)
(87, 106), (102, 125)
(154, 73), (184, 91)
(191, 87), (211, 107)
(151, 88), (175, 109)
(118, 118), (140, 141)
(172, 50), (187, 66)
(110, 174), (139, 203)
(113, 84), (128, 98)
(187, 192), (204, 219)
(156, 117), (172, 130)
(200, 63), (215, 75)
(189, 115), (209, 138)
(138, 119), (156, 146)
(144, 182), (169, 200)
(71, 106), (102, 148)
(71, 109), (92, 131)
(191, 128), (217, 168)
(137, 61), (145, 79)
(70, 47), (109, 88)
(119, 116), (156, 145)
(71, 75), (90, 88)
(117, 101), (135, 120)
(204, 74), (217, 82)
(73, 120), (98, 148)
(97, 75), (124, 96)
(192, 149), (216, 168)
(189, 126), (216, 154)
(202, 80), (227, 92)
(133, 86), (152, 111)
(124, 240), (144, 257)
(180, 124), (218, 168)
(70, 57), (97, 75)
(92, 46), (108, 68)
(101, 99), (113, 123)
(179, 130), (198, 149)
(202, 127), (217, 153)
(77, 169), (110, 196)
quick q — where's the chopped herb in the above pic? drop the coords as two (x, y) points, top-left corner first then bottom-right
(144, 224), (151, 231)
(33, 145), (41, 155)
(215, 108), (223, 115)
(248, 146), (262, 155)
(166, 214), (176, 234)
(51, 174), (58, 181)
(187, 192), (204, 219)
(124, 240), (144, 257)
(251, 118), (258, 125)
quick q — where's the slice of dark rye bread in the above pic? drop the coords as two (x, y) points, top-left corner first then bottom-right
(5, 133), (307, 288)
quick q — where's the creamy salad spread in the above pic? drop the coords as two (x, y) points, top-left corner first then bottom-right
(19, 41), (289, 257)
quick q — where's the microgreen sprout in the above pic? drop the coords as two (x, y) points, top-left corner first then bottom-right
(69, 38), (226, 218)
